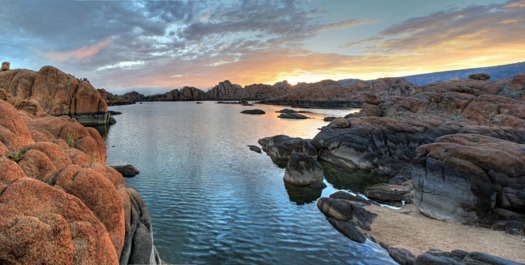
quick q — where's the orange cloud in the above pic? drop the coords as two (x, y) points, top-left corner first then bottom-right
(35, 39), (113, 62)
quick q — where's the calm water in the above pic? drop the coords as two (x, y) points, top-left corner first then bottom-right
(105, 102), (396, 265)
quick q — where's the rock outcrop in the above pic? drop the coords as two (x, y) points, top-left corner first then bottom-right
(258, 135), (318, 167)
(148, 86), (205, 101)
(205, 80), (240, 100)
(283, 152), (326, 188)
(104, 76), (417, 108)
(412, 134), (525, 226)
(314, 75), (525, 179)
(0, 100), (160, 264)
(0, 66), (110, 125)
(98, 89), (145, 106)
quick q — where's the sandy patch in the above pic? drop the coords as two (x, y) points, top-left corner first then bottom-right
(364, 203), (525, 263)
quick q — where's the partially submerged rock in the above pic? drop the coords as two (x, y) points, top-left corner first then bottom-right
(240, 109), (265, 115)
(247, 145), (262, 153)
(112, 165), (140, 178)
(278, 113), (309, 119)
(317, 194), (378, 242)
(283, 152), (326, 188)
(258, 135), (318, 167)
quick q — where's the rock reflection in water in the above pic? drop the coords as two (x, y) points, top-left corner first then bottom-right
(88, 124), (110, 140)
(284, 182), (323, 205)
(322, 162), (391, 194)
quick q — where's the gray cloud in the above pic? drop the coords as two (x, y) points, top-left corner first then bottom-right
(368, 0), (525, 53)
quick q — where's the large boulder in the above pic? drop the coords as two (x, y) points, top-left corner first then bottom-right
(0, 100), (161, 264)
(283, 152), (326, 187)
(412, 134), (525, 225)
(0, 66), (110, 125)
(0, 174), (120, 265)
(258, 135), (318, 167)
(317, 193), (378, 242)
(118, 189), (161, 265)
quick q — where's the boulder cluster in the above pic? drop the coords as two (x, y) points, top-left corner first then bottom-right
(258, 73), (525, 264)
(0, 65), (110, 125)
(0, 93), (160, 263)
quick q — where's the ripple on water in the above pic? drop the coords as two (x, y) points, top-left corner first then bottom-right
(109, 102), (395, 265)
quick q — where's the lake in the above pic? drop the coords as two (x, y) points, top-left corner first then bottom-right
(104, 101), (397, 265)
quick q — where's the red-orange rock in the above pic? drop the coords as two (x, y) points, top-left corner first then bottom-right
(27, 116), (106, 164)
(0, 66), (160, 264)
(55, 166), (125, 255)
(0, 100), (34, 151)
(0, 66), (109, 125)
(0, 178), (119, 264)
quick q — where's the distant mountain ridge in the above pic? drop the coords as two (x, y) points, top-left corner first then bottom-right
(100, 61), (525, 107)
(337, 62), (525, 87)
(399, 62), (525, 86)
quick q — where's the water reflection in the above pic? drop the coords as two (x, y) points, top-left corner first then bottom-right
(322, 162), (391, 194)
(105, 102), (396, 265)
(87, 124), (110, 140)
(284, 182), (324, 205)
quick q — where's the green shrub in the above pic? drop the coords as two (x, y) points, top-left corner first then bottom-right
(66, 133), (76, 148)
(7, 152), (23, 163)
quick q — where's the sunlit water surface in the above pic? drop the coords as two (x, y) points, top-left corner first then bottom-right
(105, 102), (396, 265)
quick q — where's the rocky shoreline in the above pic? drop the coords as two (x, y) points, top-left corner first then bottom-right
(0, 64), (161, 264)
(258, 73), (525, 264)
(97, 77), (418, 109)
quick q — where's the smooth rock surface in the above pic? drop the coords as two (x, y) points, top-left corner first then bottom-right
(258, 135), (318, 167)
(412, 134), (525, 225)
(283, 152), (325, 187)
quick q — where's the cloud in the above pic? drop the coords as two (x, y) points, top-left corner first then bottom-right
(317, 19), (361, 32)
(35, 39), (113, 62)
(3, 0), (525, 92)
(503, 0), (525, 8)
(97, 60), (145, 71)
(367, 1), (525, 54)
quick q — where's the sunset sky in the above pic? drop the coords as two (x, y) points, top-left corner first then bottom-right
(2, 0), (525, 93)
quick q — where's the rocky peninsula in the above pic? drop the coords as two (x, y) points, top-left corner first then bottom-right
(0, 64), (161, 264)
(258, 73), (525, 264)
